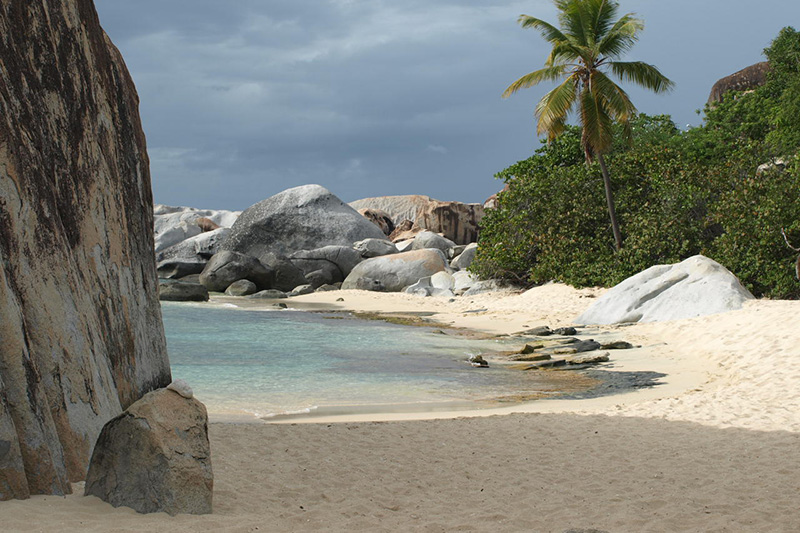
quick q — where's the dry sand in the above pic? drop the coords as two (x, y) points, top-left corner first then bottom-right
(5, 284), (800, 532)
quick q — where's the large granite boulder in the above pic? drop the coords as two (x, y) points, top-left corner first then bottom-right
(575, 255), (755, 325)
(223, 184), (386, 260)
(707, 62), (771, 105)
(156, 227), (231, 279)
(199, 251), (274, 292)
(342, 249), (450, 292)
(350, 195), (484, 245)
(0, 2), (171, 500)
(85, 387), (213, 515)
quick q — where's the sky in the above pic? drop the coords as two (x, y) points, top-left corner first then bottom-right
(94, 0), (800, 210)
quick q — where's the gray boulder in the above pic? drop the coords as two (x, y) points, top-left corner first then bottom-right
(199, 251), (274, 292)
(156, 227), (232, 279)
(247, 289), (288, 299)
(431, 271), (455, 291)
(575, 255), (755, 325)
(225, 279), (258, 296)
(412, 231), (457, 256)
(158, 279), (210, 302)
(289, 246), (364, 287)
(257, 252), (308, 293)
(343, 249), (450, 292)
(353, 238), (399, 258)
(84, 388), (213, 515)
(223, 184), (386, 259)
(153, 205), (239, 253)
(451, 243), (478, 270)
(289, 284), (315, 297)
(405, 277), (433, 296)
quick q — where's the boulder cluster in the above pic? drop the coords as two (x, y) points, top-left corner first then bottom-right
(156, 185), (496, 301)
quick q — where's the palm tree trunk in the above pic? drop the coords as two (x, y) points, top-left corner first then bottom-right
(597, 153), (623, 251)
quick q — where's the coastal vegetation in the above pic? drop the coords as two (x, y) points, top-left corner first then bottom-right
(474, 25), (800, 299)
(502, 0), (674, 251)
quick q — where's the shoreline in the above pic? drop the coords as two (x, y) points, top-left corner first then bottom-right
(205, 285), (800, 433)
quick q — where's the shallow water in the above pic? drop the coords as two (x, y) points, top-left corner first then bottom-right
(162, 302), (573, 418)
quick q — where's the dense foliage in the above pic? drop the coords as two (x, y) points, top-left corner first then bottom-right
(473, 28), (800, 299)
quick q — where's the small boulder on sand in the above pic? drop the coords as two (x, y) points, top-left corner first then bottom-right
(84, 387), (213, 515)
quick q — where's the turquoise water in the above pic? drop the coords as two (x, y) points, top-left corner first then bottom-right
(162, 302), (561, 418)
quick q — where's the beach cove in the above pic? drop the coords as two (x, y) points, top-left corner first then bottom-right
(6, 284), (800, 532)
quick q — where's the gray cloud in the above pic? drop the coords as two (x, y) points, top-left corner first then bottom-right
(94, 0), (799, 210)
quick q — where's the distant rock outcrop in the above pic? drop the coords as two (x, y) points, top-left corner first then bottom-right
(707, 62), (771, 104)
(350, 195), (484, 245)
(224, 185), (386, 260)
(0, 1), (171, 500)
(575, 256), (755, 325)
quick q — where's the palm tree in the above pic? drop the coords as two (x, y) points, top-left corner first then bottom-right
(503, 0), (674, 251)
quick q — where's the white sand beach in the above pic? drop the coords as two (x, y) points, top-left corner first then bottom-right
(5, 285), (800, 532)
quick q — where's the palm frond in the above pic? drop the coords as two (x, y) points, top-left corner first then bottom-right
(502, 65), (569, 98)
(555, 0), (591, 46)
(590, 70), (637, 121)
(580, 82), (614, 158)
(590, 0), (620, 45)
(598, 14), (643, 57)
(517, 15), (570, 45)
(610, 61), (675, 93)
(535, 75), (579, 138)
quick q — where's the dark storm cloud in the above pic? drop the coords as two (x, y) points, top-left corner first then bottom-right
(94, 0), (799, 209)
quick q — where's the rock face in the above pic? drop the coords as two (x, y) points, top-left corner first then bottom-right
(0, 1), (171, 500)
(156, 227), (231, 279)
(575, 255), (755, 325)
(224, 185), (386, 260)
(342, 249), (450, 292)
(84, 388), (213, 515)
(350, 195), (484, 245)
(707, 62), (771, 104)
(199, 251), (274, 292)
(357, 208), (395, 236)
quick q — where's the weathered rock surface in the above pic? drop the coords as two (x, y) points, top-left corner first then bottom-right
(462, 279), (510, 296)
(707, 61), (770, 104)
(289, 246), (364, 285)
(357, 208), (395, 236)
(453, 270), (480, 294)
(156, 227), (231, 279)
(0, 1), (171, 500)
(158, 279), (210, 302)
(412, 231), (457, 256)
(199, 251), (274, 292)
(350, 195), (484, 245)
(84, 388), (213, 515)
(342, 249), (450, 292)
(224, 184), (386, 259)
(353, 238), (399, 259)
(575, 255), (755, 325)
(451, 243), (478, 270)
(153, 205), (239, 253)
(225, 279), (258, 296)
(258, 252), (308, 293)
